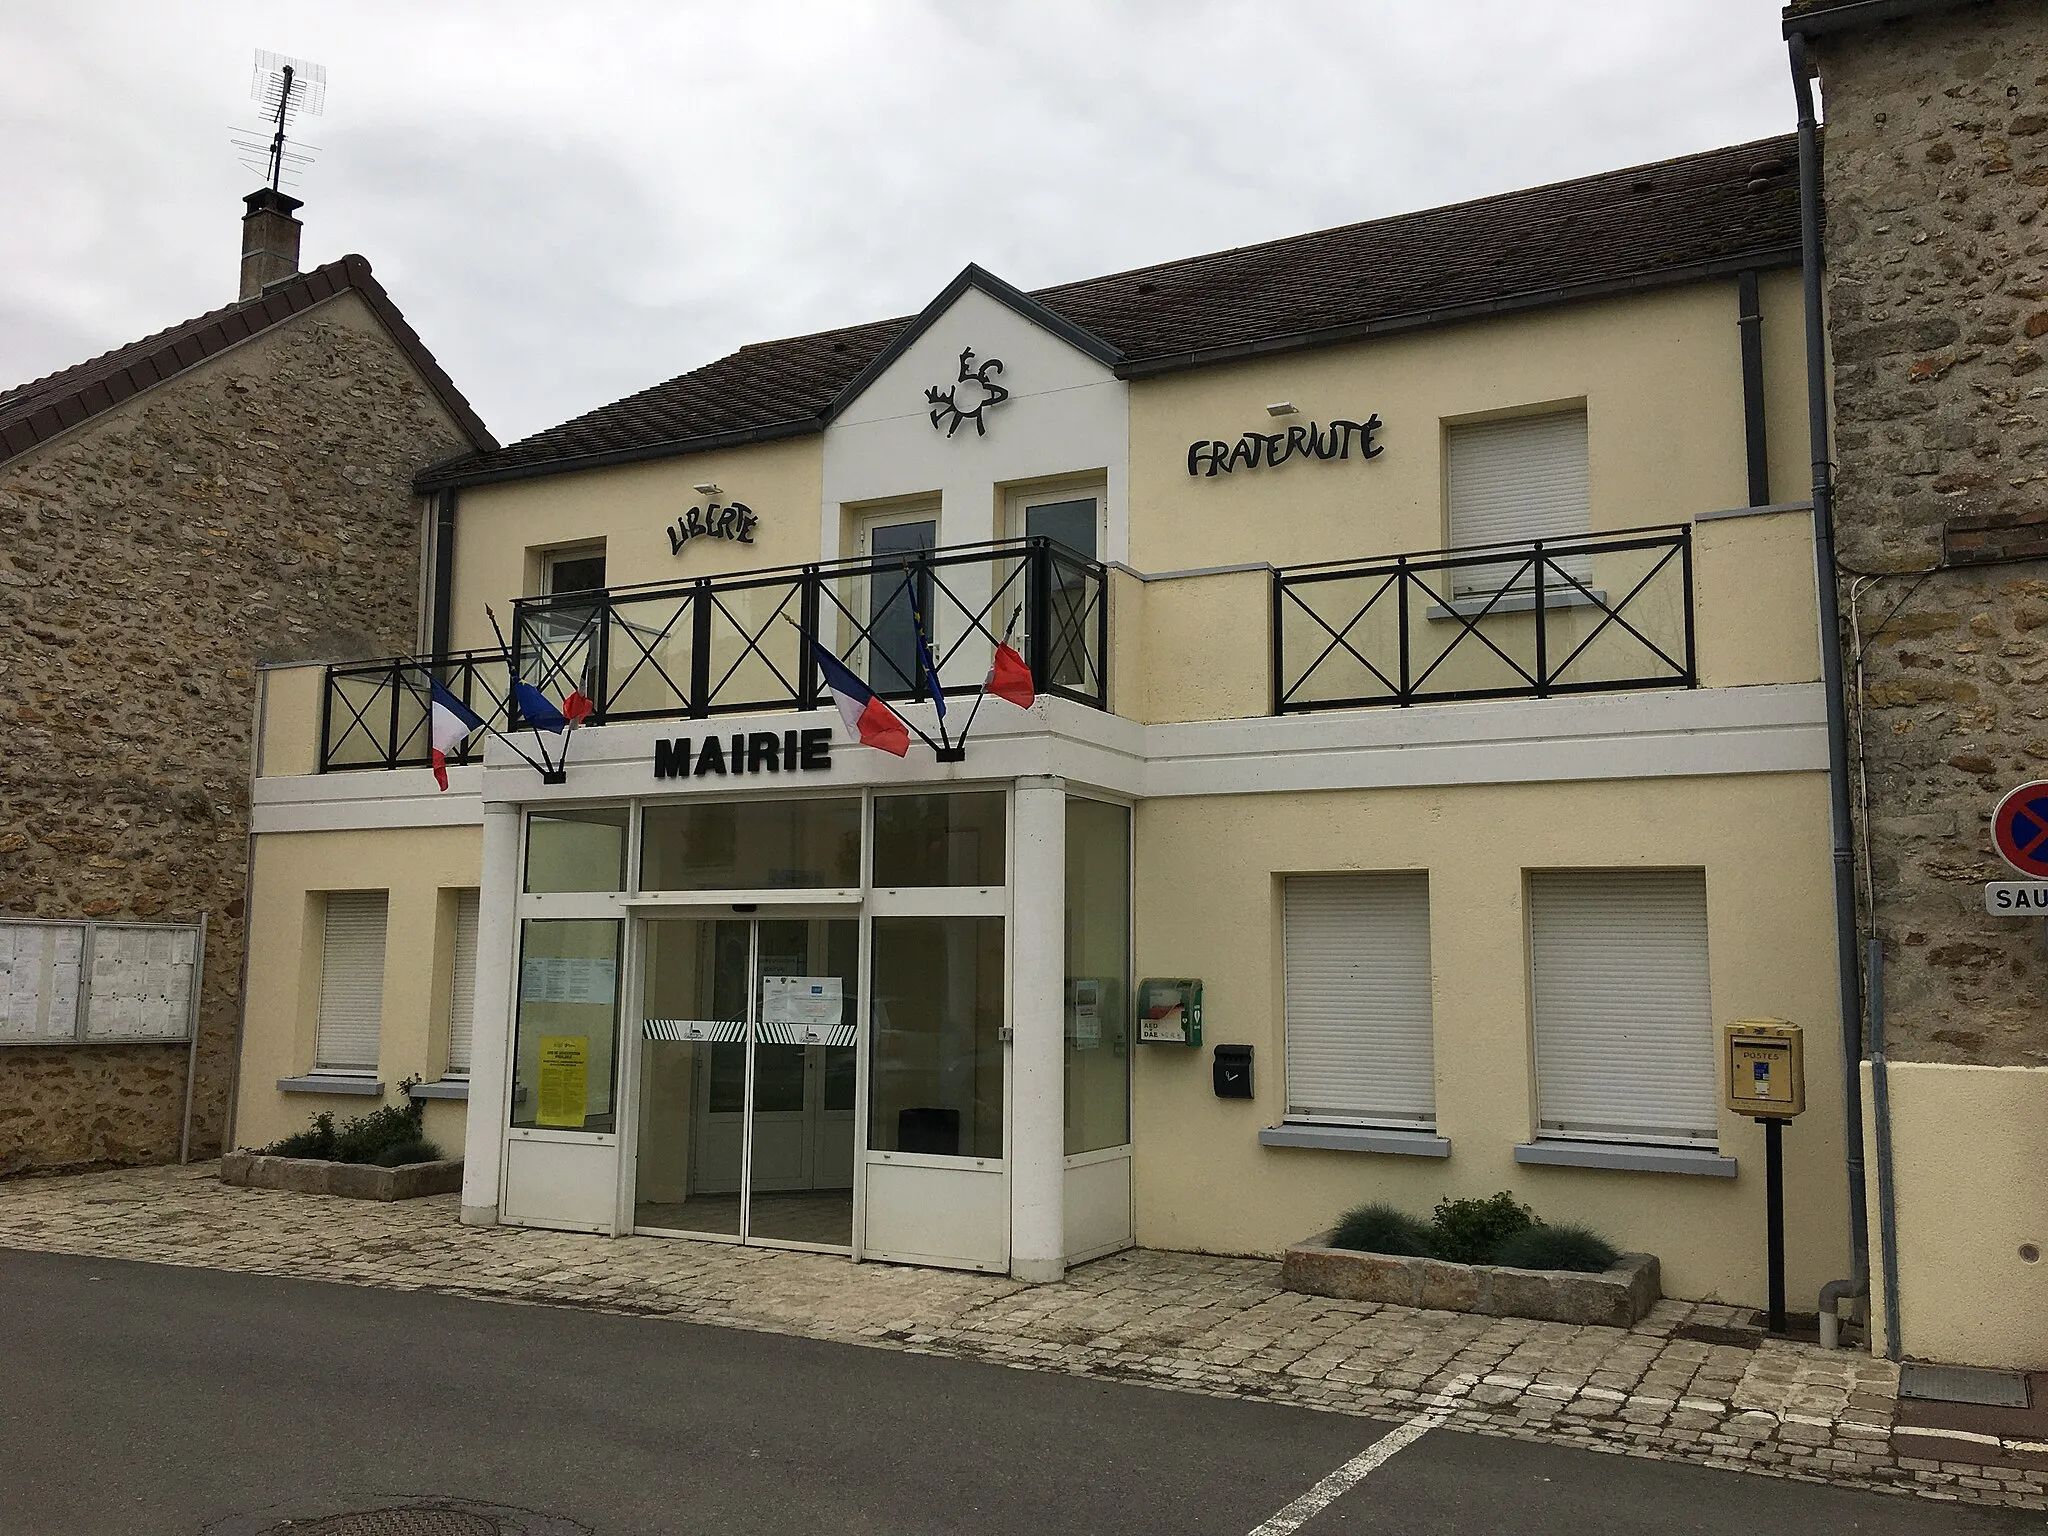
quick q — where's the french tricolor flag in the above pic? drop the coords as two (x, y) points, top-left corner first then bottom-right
(428, 679), (486, 791)
(812, 643), (910, 756)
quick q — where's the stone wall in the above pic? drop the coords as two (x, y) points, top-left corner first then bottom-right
(1813, 1), (2048, 1066)
(0, 292), (470, 1172)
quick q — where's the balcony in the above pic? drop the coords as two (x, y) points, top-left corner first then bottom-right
(319, 538), (1108, 772)
(306, 512), (1813, 774)
(1274, 526), (1695, 712)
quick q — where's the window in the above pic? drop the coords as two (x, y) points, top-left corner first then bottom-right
(510, 918), (622, 1133)
(641, 798), (860, 891)
(1528, 869), (1716, 1146)
(314, 892), (388, 1073)
(542, 545), (606, 596)
(1006, 484), (1103, 690)
(447, 889), (480, 1077)
(1065, 798), (1130, 1154)
(868, 916), (1005, 1159)
(1283, 874), (1435, 1128)
(1446, 410), (1590, 595)
(872, 792), (1005, 888)
(524, 806), (630, 893)
(855, 508), (938, 696)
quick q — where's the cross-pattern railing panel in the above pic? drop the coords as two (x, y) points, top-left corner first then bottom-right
(319, 648), (513, 772)
(1273, 526), (1694, 713)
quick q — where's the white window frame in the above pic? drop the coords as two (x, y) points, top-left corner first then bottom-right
(313, 891), (389, 1076)
(1527, 868), (1718, 1149)
(1281, 873), (1436, 1130)
(1003, 479), (1106, 562)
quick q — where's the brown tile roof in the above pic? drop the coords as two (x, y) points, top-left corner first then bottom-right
(0, 255), (495, 468)
(422, 132), (1803, 490)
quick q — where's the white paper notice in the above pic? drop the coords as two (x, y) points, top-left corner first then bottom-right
(521, 956), (618, 1007)
(761, 976), (844, 1030)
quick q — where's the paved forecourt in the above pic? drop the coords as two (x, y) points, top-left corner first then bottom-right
(0, 1164), (2035, 1514)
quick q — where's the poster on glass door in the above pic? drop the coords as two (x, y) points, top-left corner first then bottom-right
(759, 976), (854, 1047)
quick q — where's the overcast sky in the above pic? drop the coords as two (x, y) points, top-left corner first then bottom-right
(2, 1), (1800, 446)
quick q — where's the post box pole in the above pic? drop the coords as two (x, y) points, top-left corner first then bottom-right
(1762, 1116), (1787, 1334)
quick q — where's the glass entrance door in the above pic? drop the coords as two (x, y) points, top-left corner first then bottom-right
(634, 915), (858, 1249)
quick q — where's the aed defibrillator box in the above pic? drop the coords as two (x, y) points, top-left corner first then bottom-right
(1722, 1018), (1805, 1119)
(1137, 978), (1203, 1046)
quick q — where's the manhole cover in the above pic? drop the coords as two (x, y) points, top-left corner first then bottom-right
(270, 1511), (500, 1536)
(1900, 1363), (2031, 1408)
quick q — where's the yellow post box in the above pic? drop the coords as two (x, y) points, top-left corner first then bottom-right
(1723, 1018), (1804, 1119)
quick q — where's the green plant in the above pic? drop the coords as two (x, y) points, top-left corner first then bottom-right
(264, 1112), (335, 1160)
(1431, 1191), (1537, 1265)
(1329, 1202), (1438, 1257)
(370, 1138), (445, 1168)
(331, 1098), (427, 1164)
(1492, 1223), (1620, 1274)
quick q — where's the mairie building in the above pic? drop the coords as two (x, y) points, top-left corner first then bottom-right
(233, 134), (1845, 1300)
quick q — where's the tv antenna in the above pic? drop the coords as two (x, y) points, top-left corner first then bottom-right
(232, 50), (326, 191)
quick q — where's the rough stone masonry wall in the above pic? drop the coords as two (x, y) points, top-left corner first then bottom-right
(1816, 2), (2048, 1065)
(0, 297), (468, 1172)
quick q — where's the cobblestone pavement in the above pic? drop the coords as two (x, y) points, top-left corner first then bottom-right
(1, 1164), (2035, 1512)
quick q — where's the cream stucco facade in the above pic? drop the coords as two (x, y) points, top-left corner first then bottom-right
(234, 238), (1848, 1307)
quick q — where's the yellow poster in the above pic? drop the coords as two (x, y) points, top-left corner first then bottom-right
(536, 1035), (589, 1128)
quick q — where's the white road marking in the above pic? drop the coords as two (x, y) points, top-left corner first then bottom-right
(1246, 1373), (1480, 1536)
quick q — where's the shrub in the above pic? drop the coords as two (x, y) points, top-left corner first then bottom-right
(1329, 1202), (1438, 1257)
(331, 1099), (427, 1164)
(1431, 1191), (1537, 1265)
(265, 1113), (335, 1160)
(370, 1138), (445, 1168)
(1492, 1223), (1620, 1274)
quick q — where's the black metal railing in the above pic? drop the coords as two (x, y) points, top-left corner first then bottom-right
(317, 539), (1107, 771)
(320, 646), (514, 771)
(1273, 525), (1695, 713)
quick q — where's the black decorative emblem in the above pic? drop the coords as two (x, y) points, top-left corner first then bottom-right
(926, 347), (1009, 437)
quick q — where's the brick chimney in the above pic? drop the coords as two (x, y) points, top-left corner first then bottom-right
(239, 188), (304, 300)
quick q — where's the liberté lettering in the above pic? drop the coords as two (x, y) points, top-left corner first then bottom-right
(654, 728), (832, 780)
(667, 501), (759, 555)
(1186, 414), (1384, 477)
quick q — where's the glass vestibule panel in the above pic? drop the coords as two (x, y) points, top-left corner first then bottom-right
(1065, 798), (1131, 1154)
(635, 917), (748, 1235)
(634, 916), (858, 1248)
(510, 918), (622, 1132)
(641, 799), (860, 891)
(869, 916), (1005, 1160)
(872, 792), (1005, 887)
(525, 807), (630, 893)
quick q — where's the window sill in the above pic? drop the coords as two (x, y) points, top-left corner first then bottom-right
(1261, 1124), (1451, 1157)
(408, 1079), (470, 1100)
(1425, 589), (1607, 622)
(277, 1074), (384, 1096)
(1514, 1140), (1735, 1177)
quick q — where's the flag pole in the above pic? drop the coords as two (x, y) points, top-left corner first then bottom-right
(778, 611), (945, 755)
(904, 560), (959, 761)
(486, 604), (559, 778)
(953, 604), (1023, 753)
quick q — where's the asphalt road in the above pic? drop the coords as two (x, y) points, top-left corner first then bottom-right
(0, 1247), (2037, 1536)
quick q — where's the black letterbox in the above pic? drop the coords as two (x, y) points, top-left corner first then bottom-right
(1213, 1044), (1253, 1099)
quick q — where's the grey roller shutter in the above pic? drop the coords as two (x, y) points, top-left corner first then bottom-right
(447, 889), (480, 1076)
(315, 892), (387, 1072)
(1529, 869), (1716, 1144)
(1446, 411), (1591, 595)
(1283, 874), (1435, 1127)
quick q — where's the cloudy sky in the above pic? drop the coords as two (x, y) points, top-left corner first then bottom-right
(2, 1), (1800, 446)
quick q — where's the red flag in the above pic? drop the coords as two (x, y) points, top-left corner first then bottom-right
(561, 690), (595, 727)
(988, 641), (1035, 709)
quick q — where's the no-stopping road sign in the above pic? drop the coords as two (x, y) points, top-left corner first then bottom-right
(1992, 781), (2048, 878)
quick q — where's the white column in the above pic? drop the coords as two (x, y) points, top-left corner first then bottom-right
(460, 801), (521, 1226)
(1010, 775), (1066, 1283)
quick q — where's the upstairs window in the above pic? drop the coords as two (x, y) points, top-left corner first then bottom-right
(1446, 410), (1590, 596)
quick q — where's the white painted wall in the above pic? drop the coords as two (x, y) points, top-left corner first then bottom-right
(821, 282), (1129, 562)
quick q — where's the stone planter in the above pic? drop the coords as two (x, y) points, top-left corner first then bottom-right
(1281, 1231), (1661, 1327)
(220, 1150), (463, 1202)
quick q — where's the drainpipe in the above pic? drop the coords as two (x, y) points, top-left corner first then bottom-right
(1867, 937), (1904, 1359)
(430, 489), (458, 663)
(1789, 31), (1872, 1348)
